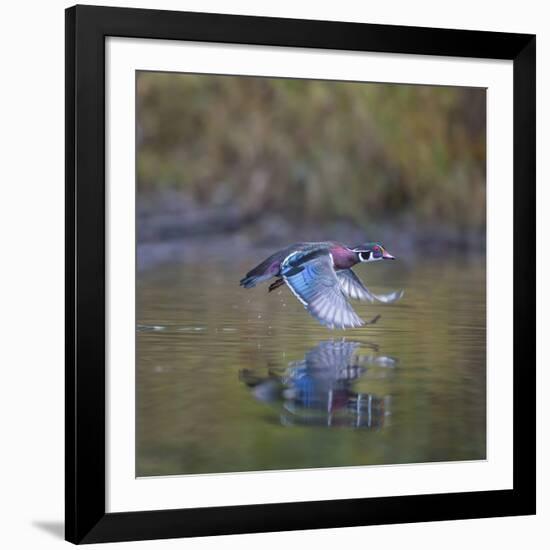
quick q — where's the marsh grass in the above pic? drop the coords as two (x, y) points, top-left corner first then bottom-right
(137, 73), (486, 234)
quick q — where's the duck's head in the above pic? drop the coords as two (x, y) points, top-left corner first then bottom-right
(353, 242), (395, 263)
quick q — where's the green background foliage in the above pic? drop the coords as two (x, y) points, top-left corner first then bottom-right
(137, 72), (486, 233)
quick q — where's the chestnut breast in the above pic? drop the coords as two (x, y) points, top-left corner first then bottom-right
(329, 245), (357, 270)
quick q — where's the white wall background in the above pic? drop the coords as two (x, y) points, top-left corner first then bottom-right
(0, 1), (547, 548)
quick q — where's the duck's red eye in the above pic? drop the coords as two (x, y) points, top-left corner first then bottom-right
(373, 246), (380, 252)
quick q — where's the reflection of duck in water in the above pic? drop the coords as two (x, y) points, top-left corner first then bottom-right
(240, 340), (396, 429)
(240, 242), (403, 329)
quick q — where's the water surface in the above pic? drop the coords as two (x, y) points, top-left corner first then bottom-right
(136, 256), (486, 476)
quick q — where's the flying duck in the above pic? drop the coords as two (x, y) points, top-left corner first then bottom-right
(240, 241), (403, 329)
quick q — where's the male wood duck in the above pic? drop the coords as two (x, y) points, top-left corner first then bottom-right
(240, 241), (403, 329)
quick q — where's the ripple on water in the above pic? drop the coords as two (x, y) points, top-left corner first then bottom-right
(136, 259), (487, 476)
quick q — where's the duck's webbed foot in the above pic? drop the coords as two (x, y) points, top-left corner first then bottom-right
(268, 278), (285, 292)
(365, 314), (381, 325)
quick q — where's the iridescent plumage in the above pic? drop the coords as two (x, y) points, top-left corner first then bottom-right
(240, 241), (403, 329)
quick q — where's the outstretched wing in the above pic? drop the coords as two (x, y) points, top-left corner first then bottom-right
(281, 251), (364, 329)
(337, 269), (404, 303)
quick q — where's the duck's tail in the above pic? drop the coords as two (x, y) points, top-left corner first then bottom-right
(240, 263), (278, 289)
(240, 253), (284, 289)
(239, 274), (260, 288)
(240, 271), (277, 288)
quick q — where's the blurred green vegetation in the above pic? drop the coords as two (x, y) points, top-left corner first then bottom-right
(137, 72), (486, 232)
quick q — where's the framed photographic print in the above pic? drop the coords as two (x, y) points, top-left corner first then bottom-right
(65, 4), (536, 544)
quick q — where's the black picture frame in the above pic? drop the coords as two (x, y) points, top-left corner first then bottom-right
(65, 4), (536, 544)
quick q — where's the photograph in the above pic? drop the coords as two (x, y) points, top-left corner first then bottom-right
(135, 71), (487, 477)
(58, 2), (537, 544)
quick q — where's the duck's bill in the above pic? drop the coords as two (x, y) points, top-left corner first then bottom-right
(382, 249), (395, 260)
